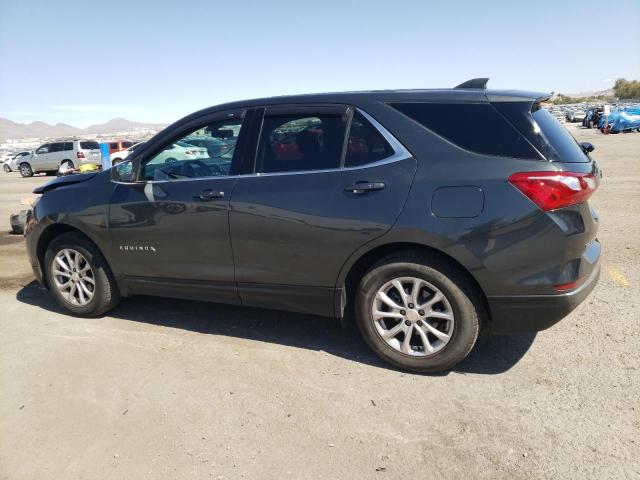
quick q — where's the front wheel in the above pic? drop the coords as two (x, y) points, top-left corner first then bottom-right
(355, 253), (482, 373)
(3, 164), (10, 172)
(44, 233), (121, 317)
(19, 162), (33, 177)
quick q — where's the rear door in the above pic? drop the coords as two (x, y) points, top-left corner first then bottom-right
(229, 106), (417, 316)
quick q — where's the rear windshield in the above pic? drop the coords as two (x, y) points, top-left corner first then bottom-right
(491, 102), (588, 162)
(531, 106), (587, 162)
(80, 141), (100, 150)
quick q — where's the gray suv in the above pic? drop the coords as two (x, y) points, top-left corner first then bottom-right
(19, 140), (101, 177)
(24, 79), (601, 372)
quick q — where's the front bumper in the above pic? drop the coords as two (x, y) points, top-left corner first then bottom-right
(487, 255), (601, 334)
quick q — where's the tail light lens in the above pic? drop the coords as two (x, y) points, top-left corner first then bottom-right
(76, 151), (85, 159)
(508, 171), (598, 211)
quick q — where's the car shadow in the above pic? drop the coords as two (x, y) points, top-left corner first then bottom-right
(16, 281), (535, 376)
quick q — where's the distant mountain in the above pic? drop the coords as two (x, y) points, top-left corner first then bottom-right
(552, 88), (615, 100)
(0, 117), (167, 142)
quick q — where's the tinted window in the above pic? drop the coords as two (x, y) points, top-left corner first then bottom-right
(390, 102), (539, 159)
(531, 107), (587, 162)
(345, 112), (394, 167)
(63, 142), (73, 151)
(256, 114), (346, 173)
(122, 141), (133, 148)
(141, 117), (243, 181)
(49, 143), (63, 152)
(80, 141), (100, 150)
(110, 143), (118, 149)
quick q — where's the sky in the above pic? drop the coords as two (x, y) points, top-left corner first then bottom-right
(1, 0), (639, 127)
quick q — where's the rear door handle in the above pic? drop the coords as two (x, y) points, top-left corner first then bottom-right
(196, 189), (225, 201)
(344, 181), (386, 194)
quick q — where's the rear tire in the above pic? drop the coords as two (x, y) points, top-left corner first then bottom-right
(60, 160), (75, 170)
(19, 162), (33, 177)
(355, 252), (482, 373)
(44, 232), (121, 317)
(3, 164), (10, 172)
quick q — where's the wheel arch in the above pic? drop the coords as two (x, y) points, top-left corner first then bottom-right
(336, 241), (490, 324)
(36, 223), (110, 288)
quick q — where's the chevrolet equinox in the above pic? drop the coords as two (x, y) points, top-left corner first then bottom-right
(25, 79), (602, 372)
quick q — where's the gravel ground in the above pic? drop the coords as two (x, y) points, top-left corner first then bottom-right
(0, 124), (638, 479)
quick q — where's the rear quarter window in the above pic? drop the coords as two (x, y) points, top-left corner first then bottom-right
(390, 102), (540, 159)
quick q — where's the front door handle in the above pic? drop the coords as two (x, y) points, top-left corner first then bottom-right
(196, 189), (225, 201)
(344, 181), (386, 194)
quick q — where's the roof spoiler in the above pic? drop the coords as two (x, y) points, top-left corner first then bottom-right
(455, 78), (489, 89)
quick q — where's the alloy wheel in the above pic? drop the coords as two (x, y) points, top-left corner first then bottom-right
(51, 249), (96, 306)
(371, 277), (454, 356)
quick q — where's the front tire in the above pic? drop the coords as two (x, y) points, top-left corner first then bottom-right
(355, 253), (482, 373)
(44, 232), (121, 317)
(19, 162), (33, 177)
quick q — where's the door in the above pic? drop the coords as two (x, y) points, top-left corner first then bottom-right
(229, 107), (417, 316)
(32, 143), (51, 171)
(47, 142), (64, 170)
(108, 110), (249, 303)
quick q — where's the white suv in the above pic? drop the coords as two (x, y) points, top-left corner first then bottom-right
(18, 140), (101, 177)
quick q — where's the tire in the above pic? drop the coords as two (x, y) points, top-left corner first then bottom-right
(19, 162), (33, 177)
(3, 164), (10, 172)
(355, 252), (482, 373)
(44, 232), (121, 317)
(60, 160), (75, 170)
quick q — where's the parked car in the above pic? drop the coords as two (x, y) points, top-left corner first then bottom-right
(3, 150), (32, 172)
(110, 142), (145, 165)
(18, 140), (101, 177)
(24, 79), (601, 372)
(108, 140), (134, 155)
(565, 110), (586, 123)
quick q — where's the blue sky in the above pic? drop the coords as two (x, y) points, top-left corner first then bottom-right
(1, 0), (639, 127)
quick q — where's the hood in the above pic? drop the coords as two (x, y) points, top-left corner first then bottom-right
(33, 172), (99, 194)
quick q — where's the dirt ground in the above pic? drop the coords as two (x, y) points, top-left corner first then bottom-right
(0, 124), (638, 479)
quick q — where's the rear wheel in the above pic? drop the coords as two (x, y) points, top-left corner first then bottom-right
(44, 233), (121, 317)
(60, 160), (75, 170)
(19, 162), (33, 177)
(3, 164), (10, 172)
(355, 253), (481, 373)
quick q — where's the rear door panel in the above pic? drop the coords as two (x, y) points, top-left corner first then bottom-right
(230, 156), (417, 288)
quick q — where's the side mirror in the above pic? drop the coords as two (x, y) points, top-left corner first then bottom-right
(580, 142), (595, 153)
(111, 159), (136, 182)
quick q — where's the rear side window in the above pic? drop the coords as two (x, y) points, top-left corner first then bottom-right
(80, 141), (100, 150)
(344, 111), (394, 167)
(390, 102), (540, 159)
(256, 114), (346, 173)
(63, 142), (73, 151)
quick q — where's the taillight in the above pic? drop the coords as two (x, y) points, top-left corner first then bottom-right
(77, 151), (85, 159)
(508, 171), (598, 211)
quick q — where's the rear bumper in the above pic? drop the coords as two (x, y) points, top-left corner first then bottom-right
(487, 257), (601, 334)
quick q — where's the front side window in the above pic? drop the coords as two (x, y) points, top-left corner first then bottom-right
(49, 143), (62, 153)
(256, 114), (346, 173)
(36, 144), (50, 154)
(142, 117), (243, 181)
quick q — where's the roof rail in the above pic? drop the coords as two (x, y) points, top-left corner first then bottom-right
(455, 78), (489, 89)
